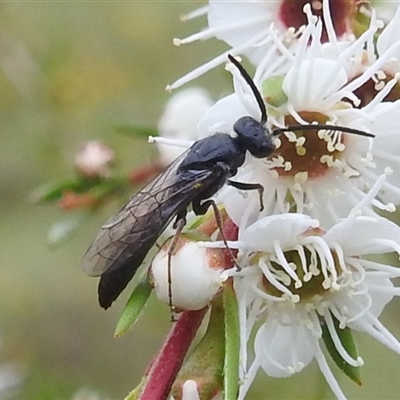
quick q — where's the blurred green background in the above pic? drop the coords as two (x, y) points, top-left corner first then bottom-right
(1, 1), (400, 399)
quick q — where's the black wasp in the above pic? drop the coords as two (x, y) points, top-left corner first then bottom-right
(83, 54), (374, 310)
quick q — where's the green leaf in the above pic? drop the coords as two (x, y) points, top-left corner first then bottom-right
(321, 312), (361, 386)
(31, 179), (95, 203)
(115, 124), (158, 139)
(47, 212), (90, 247)
(114, 280), (152, 338)
(262, 75), (288, 108)
(223, 280), (240, 400)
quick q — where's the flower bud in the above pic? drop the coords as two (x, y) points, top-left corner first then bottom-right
(157, 88), (213, 165)
(150, 237), (226, 311)
(74, 141), (114, 179)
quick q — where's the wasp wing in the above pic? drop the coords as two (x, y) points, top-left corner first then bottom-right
(82, 153), (215, 308)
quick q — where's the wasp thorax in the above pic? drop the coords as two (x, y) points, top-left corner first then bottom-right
(149, 236), (226, 311)
(271, 112), (348, 179)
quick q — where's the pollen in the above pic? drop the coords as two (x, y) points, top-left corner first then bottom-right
(270, 112), (347, 179)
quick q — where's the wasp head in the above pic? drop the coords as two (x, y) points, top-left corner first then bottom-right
(234, 116), (275, 159)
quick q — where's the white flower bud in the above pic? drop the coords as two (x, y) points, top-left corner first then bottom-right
(74, 141), (114, 179)
(150, 238), (226, 311)
(157, 88), (213, 165)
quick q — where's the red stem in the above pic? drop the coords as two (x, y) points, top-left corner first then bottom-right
(140, 307), (208, 400)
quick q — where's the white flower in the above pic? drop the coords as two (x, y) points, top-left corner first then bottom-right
(191, 11), (400, 229)
(169, 0), (358, 90)
(74, 141), (114, 179)
(158, 87), (213, 165)
(150, 237), (226, 311)
(207, 177), (400, 399)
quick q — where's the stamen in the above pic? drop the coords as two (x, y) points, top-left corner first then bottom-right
(374, 239), (400, 255)
(251, 282), (287, 303)
(362, 74), (400, 113)
(321, 0), (338, 50)
(300, 237), (334, 289)
(366, 9), (378, 63)
(357, 259), (400, 277)
(286, 104), (310, 125)
(350, 172), (387, 214)
(340, 35), (400, 95)
(259, 258), (299, 301)
(148, 136), (193, 148)
(175, 16), (269, 45)
(346, 260), (366, 287)
(238, 358), (260, 400)
(344, 292), (373, 324)
(319, 25), (379, 105)
(261, 23), (295, 62)
(360, 169), (400, 202)
(167, 30), (269, 91)
(295, 245), (312, 282)
(331, 243), (350, 277)
(314, 342), (347, 400)
(273, 241), (302, 287)
(359, 314), (400, 353)
(180, 5), (208, 21)
(247, 296), (264, 340)
(324, 310), (364, 366)
(309, 20), (323, 60)
(328, 303), (348, 329)
(307, 245), (320, 276)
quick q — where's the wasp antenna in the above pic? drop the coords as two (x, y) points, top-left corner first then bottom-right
(227, 54), (268, 125)
(272, 123), (375, 138)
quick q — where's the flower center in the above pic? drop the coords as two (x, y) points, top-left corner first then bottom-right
(270, 112), (346, 179)
(278, 0), (356, 41)
(260, 243), (341, 303)
(352, 72), (400, 108)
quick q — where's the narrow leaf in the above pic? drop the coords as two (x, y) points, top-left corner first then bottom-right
(321, 313), (361, 385)
(114, 280), (152, 337)
(31, 179), (94, 203)
(223, 279), (240, 400)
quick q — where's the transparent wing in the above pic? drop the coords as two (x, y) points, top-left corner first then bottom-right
(82, 152), (213, 277)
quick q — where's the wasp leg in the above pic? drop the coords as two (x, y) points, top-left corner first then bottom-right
(228, 180), (265, 212)
(168, 210), (187, 322)
(193, 198), (240, 270)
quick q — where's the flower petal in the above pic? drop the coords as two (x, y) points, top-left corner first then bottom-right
(282, 58), (348, 109)
(255, 315), (316, 377)
(241, 213), (318, 252)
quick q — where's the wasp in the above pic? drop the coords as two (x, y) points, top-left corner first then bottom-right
(83, 55), (374, 309)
